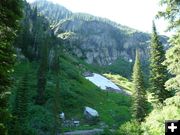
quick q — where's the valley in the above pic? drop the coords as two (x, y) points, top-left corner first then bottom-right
(0, 0), (180, 135)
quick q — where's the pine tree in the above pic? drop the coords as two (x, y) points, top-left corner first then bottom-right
(52, 47), (61, 135)
(35, 39), (49, 105)
(164, 33), (180, 93)
(149, 22), (171, 103)
(0, 0), (22, 134)
(157, 0), (180, 94)
(132, 50), (147, 122)
(11, 69), (29, 135)
(14, 73), (29, 123)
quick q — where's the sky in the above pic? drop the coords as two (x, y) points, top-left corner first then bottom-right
(27, 0), (170, 36)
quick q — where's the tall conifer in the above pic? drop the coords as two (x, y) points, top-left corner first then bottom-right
(36, 40), (48, 105)
(52, 47), (61, 135)
(132, 50), (147, 122)
(149, 22), (171, 103)
(0, 0), (22, 134)
(12, 71), (29, 135)
(158, 0), (180, 94)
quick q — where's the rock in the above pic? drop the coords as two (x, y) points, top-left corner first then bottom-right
(82, 71), (93, 77)
(34, 0), (169, 66)
(106, 86), (130, 96)
(59, 112), (65, 120)
(73, 121), (80, 127)
(106, 86), (122, 93)
(99, 122), (108, 128)
(84, 107), (99, 119)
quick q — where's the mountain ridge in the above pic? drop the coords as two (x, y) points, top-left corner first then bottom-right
(31, 0), (168, 66)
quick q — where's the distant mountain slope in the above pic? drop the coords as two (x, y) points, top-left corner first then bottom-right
(31, 0), (168, 65)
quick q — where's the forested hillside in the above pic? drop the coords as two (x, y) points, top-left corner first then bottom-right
(0, 0), (180, 135)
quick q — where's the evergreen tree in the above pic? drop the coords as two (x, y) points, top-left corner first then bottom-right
(157, 0), (180, 94)
(132, 50), (147, 122)
(164, 33), (180, 93)
(149, 22), (171, 103)
(52, 47), (61, 135)
(35, 39), (49, 105)
(14, 72), (29, 123)
(12, 71), (29, 135)
(0, 0), (22, 134)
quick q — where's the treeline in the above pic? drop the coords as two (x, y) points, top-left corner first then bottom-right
(0, 0), (62, 134)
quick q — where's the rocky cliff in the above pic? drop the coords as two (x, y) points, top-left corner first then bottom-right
(32, 0), (168, 65)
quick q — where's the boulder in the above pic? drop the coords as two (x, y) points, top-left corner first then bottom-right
(83, 71), (94, 77)
(84, 107), (99, 119)
(59, 112), (65, 120)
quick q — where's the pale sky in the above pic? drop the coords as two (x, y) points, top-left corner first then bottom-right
(27, 0), (170, 36)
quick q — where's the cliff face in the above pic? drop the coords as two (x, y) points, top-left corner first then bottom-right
(32, 0), (168, 65)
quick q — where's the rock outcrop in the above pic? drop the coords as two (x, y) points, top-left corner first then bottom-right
(32, 0), (168, 65)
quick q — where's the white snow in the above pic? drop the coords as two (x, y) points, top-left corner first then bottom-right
(84, 107), (99, 117)
(85, 73), (121, 91)
(129, 59), (133, 63)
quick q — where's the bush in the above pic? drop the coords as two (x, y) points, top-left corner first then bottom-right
(142, 96), (180, 135)
(28, 105), (54, 135)
(117, 120), (142, 135)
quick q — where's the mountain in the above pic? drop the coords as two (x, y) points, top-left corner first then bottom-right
(31, 0), (168, 66)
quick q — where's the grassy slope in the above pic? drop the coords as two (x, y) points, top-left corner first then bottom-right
(103, 73), (133, 94)
(10, 52), (132, 133)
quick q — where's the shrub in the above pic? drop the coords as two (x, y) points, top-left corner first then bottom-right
(142, 96), (180, 135)
(117, 120), (142, 135)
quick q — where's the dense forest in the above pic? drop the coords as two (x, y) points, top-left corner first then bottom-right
(0, 0), (180, 135)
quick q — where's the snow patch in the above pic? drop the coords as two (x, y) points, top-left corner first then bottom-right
(85, 73), (122, 91)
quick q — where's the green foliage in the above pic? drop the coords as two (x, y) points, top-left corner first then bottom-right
(14, 1), (53, 61)
(142, 2), (180, 134)
(132, 50), (147, 122)
(28, 105), (54, 135)
(157, 0), (180, 93)
(10, 51), (132, 133)
(103, 73), (133, 93)
(36, 41), (49, 105)
(103, 58), (133, 78)
(163, 32), (180, 92)
(8, 63), (31, 135)
(117, 120), (143, 135)
(149, 22), (171, 103)
(13, 72), (29, 122)
(0, 0), (23, 134)
(142, 96), (180, 135)
(52, 47), (61, 134)
(157, 0), (180, 31)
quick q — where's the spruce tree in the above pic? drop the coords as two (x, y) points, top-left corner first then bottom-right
(35, 39), (49, 105)
(157, 0), (180, 94)
(164, 33), (180, 93)
(0, 0), (22, 134)
(52, 47), (61, 135)
(14, 72), (29, 123)
(149, 22), (171, 103)
(12, 71), (29, 135)
(132, 50), (147, 122)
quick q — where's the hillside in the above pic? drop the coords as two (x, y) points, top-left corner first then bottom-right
(10, 52), (132, 134)
(7, 1), (132, 134)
